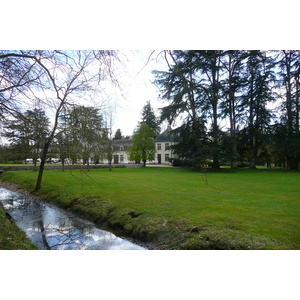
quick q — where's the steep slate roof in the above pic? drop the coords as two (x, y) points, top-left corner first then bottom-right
(112, 139), (132, 151)
(111, 127), (180, 149)
(155, 126), (180, 143)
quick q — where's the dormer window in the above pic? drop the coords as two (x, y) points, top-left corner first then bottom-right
(120, 146), (124, 151)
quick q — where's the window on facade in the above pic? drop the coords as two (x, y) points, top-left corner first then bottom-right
(165, 154), (169, 162)
(165, 143), (170, 150)
(120, 155), (124, 162)
(157, 143), (161, 150)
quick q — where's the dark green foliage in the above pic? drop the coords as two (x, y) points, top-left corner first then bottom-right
(155, 50), (300, 169)
(171, 157), (205, 168)
(169, 120), (208, 160)
(139, 101), (160, 137)
(57, 105), (104, 166)
(276, 50), (300, 169)
(239, 51), (276, 168)
(113, 128), (123, 140)
(3, 108), (49, 166)
(220, 50), (249, 168)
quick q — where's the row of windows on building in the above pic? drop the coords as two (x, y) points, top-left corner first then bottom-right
(157, 143), (170, 150)
(119, 143), (170, 152)
(115, 153), (170, 163)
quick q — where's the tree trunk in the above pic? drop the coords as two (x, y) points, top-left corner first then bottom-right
(229, 97), (238, 169)
(248, 72), (257, 169)
(33, 160), (37, 172)
(228, 67), (238, 169)
(294, 86), (299, 169)
(283, 51), (298, 170)
(108, 158), (112, 171)
(212, 102), (220, 169)
(211, 54), (221, 169)
(34, 101), (61, 191)
(231, 140), (238, 169)
(35, 141), (51, 191)
(250, 161), (256, 169)
(188, 73), (202, 158)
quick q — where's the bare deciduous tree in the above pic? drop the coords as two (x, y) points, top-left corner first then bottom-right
(0, 50), (119, 190)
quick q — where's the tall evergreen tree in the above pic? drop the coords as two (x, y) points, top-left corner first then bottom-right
(113, 128), (123, 140)
(189, 50), (225, 169)
(4, 108), (49, 169)
(277, 50), (300, 169)
(239, 51), (275, 168)
(154, 51), (204, 160)
(154, 50), (299, 169)
(58, 105), (103, 169)
(139, 100), (160, 137)
(221, 50), (248, 168)
(155, 50), (225, 168)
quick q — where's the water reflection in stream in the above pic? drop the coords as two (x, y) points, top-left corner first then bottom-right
(0, 187), (146, 250)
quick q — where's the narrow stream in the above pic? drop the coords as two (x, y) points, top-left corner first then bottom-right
(0, 187), (147, 250)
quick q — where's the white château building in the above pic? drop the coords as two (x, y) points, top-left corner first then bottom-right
(104, 126), (180, 165)
(22, 127), (180, 166)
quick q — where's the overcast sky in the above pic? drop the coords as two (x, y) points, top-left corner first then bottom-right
(109, 50), (169, 137)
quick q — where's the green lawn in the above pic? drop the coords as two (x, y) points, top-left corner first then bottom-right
(1, 167), (299, 249)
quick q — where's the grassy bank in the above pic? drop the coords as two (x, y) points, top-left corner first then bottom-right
(0, 203), (38, 250)
(0, 167), (299, 249)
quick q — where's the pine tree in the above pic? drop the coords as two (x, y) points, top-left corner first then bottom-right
(58, 105), (103, 169)
(113, 128), (123, 140)
(191, 50), (224, 169)
(240, 50), (275, 169)
(155, 50), (224, 168)
(139, 101), (160, 137)
(277, 50), (300, 169)
(4, 108), (49, 170)
(221, 50), (248, 168)
(154, 51), (204, 160)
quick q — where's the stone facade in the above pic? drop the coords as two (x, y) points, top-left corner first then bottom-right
(154, 127), (180, 164)
(103, 127), (180, 165)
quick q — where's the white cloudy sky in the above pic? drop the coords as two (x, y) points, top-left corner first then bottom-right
(108, 50), (169, 136)
(4, 1), (299, 137)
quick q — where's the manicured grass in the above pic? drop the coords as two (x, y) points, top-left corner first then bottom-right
(1, 167), (299, 249)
